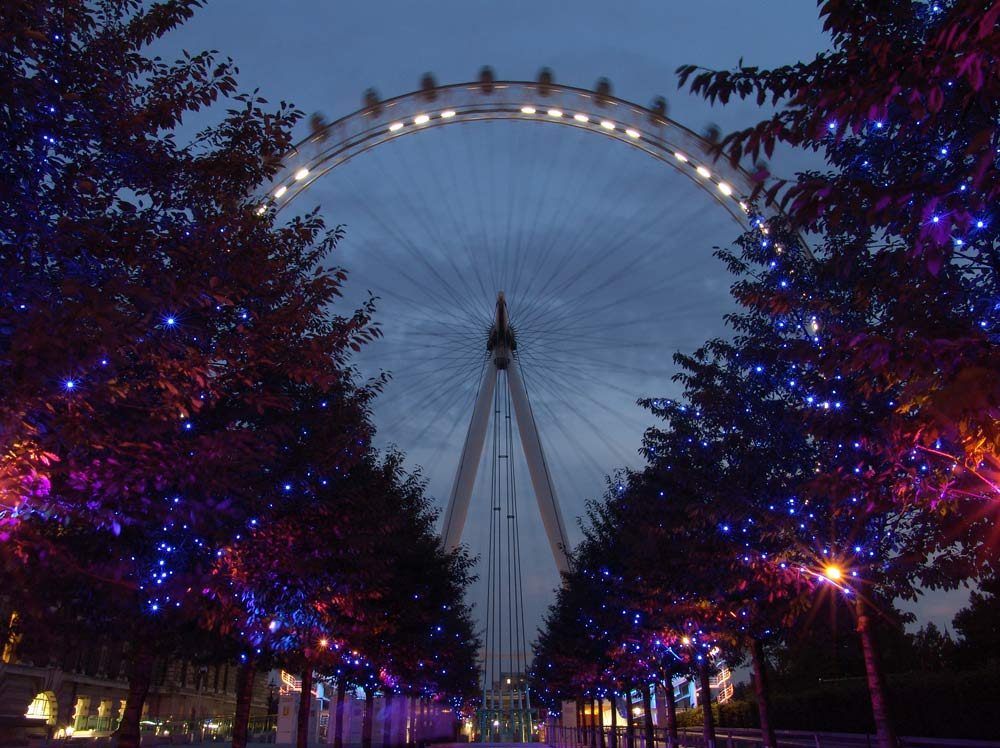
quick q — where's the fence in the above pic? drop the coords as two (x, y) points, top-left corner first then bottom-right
(67, 715), (277, 744)
(545, 724), (1000, 748)
(150, 714), (276, 744)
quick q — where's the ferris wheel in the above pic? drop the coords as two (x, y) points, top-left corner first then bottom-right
(260, 67), (759, 518)
(261, 68), (762, 732)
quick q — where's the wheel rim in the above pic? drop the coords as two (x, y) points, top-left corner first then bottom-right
(259, 78), (767, 632)
(261, 80), (756, 226)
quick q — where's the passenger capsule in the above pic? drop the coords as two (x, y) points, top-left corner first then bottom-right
(537, 67), (554, 96)
(309, 112), (328, 142)
(363, 88), (381, 116)
(594, 77), (612, 106)
(649, 96), (668, 122)
(479, 66), (496, 94)
(420, 73), (438, 101)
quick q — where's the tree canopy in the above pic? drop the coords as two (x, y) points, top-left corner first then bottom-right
(1, 3), (478, 746)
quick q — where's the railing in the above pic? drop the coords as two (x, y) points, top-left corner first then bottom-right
(281, 670), (302, 691)
(173, 714), (276, 743)
(546, 724), (1000, 748)
(66, 715), (277, 743)
(73, 714), (120, 733)
(709, 669), (732, 689)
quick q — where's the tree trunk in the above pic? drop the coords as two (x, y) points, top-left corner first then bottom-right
(399, 696), (407, 748)
(857, 596), (899, 748)
(591, 697), (599, 748)
(115, 639), (154, 748)
(428, 697), (434, 739)
(335, 679), (347, 748)
(749, 639), (775, 748)
(598, 698), (607, 748)
(641, 682), (654, 748)
(410, 697), (418, 748)
(609, 693), (618, 748)
(398, 695), (409, 747)
(362, 689), (375, 748)
(624, 689), (635, 748)
(298, 667), (314, 748)
(698, 662), (716, 748)
(383, 692), (394, 748)
(231, 656), (257, 748)
(410, 697), (417, 745)
(427, 697), (433, 742)
(661, 676), (677, 743)
(418, 697), (426, 744)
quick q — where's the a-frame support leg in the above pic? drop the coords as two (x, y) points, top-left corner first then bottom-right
(440, 292), (571, 576)
(507, 355), (571, 574)
(441, 360), (497, 553)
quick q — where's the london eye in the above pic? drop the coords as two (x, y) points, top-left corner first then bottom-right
(260, 69), (764, 740)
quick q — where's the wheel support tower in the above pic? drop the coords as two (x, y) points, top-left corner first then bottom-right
(440, 292), (571, 574)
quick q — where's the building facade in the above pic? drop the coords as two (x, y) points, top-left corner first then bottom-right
(0, 608), (272, 743)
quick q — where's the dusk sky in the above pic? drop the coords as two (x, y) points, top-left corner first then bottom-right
(159, 1), (970, 648)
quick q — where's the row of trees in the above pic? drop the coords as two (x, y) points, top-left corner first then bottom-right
(662, 585), (1000, 739)
(530, 3), (1000, 748)
(0, 2), (478, 747)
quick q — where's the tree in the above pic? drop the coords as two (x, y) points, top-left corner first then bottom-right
(952, 574), (1000, 667)
(220, 443), (387, 748)
(569, 206), (973, 748)
(705, 216), (970, 748)
(220, 447), (479, 748)
(1, 1), (380, 744)
(332, 452), (479, 748)
(676, 6), (1000, 745)
(678, 0), (1000, 555)
(907, 622), (956, 672)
